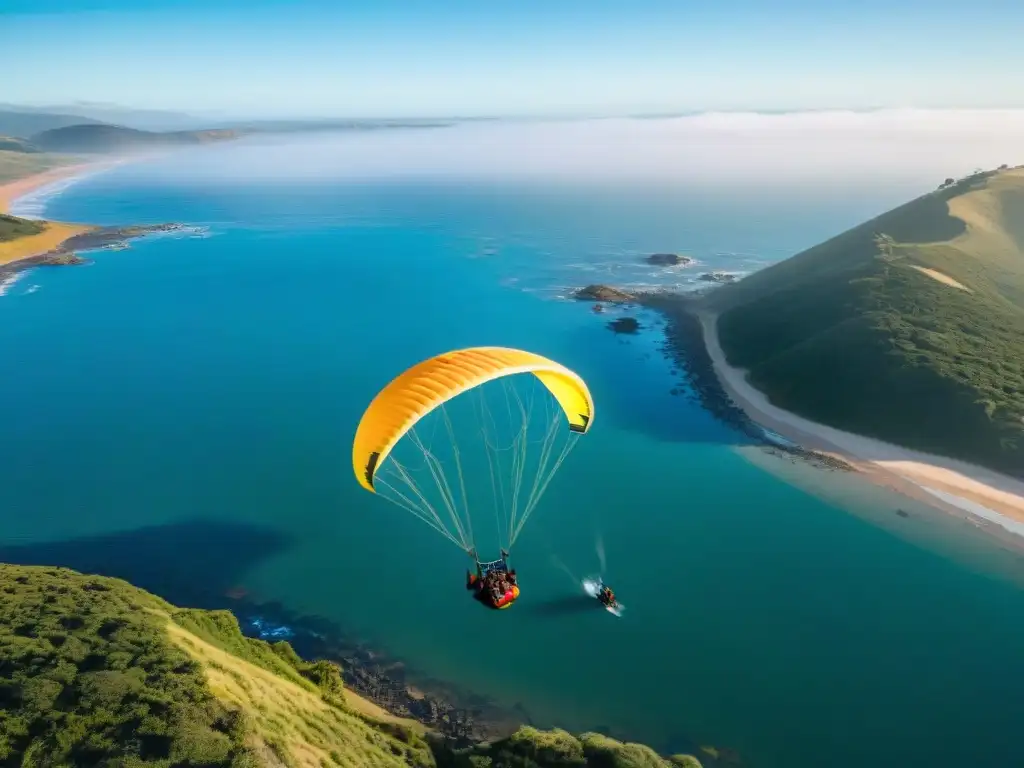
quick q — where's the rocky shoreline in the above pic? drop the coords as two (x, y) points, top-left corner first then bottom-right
(576, 284), (854, 473)
(0, 222), (190, 280)
(210, 590), (534, 747)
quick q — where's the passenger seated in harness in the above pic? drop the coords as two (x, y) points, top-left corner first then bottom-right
(466, 549), (519, 609)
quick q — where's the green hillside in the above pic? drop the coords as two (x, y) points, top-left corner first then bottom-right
(30, 124), (241, 154)
(704, 166), (1024, 476)
(0, 213), (45, 242)
(0, 564), (704, 768)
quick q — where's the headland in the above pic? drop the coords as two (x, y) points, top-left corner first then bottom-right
(572, 164), (1024, 542)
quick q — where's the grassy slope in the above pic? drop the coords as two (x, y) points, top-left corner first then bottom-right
(0, 213), (44, 243)
(0, 564), (703, 768)
(705, 167), (1024, 476)
(0, 149), (79, 185)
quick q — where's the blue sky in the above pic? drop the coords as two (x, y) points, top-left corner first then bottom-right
(3, 0), (1023, 118)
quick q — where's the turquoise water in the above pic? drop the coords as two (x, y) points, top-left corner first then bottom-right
(5, 143), (1024, 767)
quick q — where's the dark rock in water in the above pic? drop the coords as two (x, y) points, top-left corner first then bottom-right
(646, 252), (693, 266)
(608, 316), (641, 334)
(38, 251), (85, 266)
(58, 222), (185, 253)
(698, 271), (739, 283)
(0, 222), (191, 282)
(592, 303), (605, 313)
(0, 250), (87, 278)
(896, 509), (910, 518)
(574, 284), (635, 302)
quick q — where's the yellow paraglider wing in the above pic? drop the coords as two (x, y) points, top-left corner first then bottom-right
(352, 346), (594, 492)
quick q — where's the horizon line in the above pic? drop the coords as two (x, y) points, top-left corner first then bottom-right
(5, 103), (1024, 125)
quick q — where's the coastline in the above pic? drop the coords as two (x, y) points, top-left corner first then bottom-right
(0, 162), (110, 271)
(695, 308), (1024, 536)
(0, 160), (189, 279)
(0, 160), (114, 215)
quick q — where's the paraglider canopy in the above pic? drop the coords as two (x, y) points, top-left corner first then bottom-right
(352, 346), (594, 559)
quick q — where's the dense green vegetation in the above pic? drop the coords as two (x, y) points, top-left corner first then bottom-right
(0, 214), (45, 242)
(0, 565), (703, 768)
(707, 167), (1024, 476)
(30, 124), (240, 154)
(0, 564), (256, 767)
(439, 728), (705, 767)
(0, 149), (79, 184)
(170, 608), (346, 704)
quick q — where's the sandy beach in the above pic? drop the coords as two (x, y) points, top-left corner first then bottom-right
(0, 162), (114, 266)
(699, 311), (1024, 532)
(0, 162), (104, 214)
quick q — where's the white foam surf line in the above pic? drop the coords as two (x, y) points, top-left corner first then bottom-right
(918, 485), (1024, 538)
(0, 273), (24, 297)
(8, 163), (123, 220)
(9, 175), (93, 220)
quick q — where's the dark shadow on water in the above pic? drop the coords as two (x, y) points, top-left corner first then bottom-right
(0, 518), (708, 754)
(0, 518), (291, 609)
(525, 594), (601, 618)
(0, 518), (521, 743)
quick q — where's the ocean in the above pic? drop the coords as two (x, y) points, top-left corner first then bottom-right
(5, 126), (1024, 768)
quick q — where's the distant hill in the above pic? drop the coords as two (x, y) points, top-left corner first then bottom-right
(223, 118), (454, 133)
(0, 102), (205, 132)
(30, 123), (242, 154)
(0, 563), (705, 768)
(705, 165), (1024, 476)
(0, 136), (40, 153)
(0, 109), (102, 139)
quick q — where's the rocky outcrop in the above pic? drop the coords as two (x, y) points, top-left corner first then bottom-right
(608, 317), (641, 334)
(0, 222), (191, 280)
(646, 253), (693, 267)
(56, 223), (186, 253)
(698, 271), (739, 284)
(38, 252), (85, 266)
(574, 284), (636, 302)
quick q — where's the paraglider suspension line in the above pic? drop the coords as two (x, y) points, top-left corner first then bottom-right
(373, 371), (582, 557)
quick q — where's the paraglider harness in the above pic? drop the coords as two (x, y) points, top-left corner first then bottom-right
(466, 549), (519, 610)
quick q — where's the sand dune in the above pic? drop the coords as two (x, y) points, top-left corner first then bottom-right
(910, 265), (971, 292)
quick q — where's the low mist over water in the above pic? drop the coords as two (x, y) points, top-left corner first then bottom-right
(140, 110), (1024, 188)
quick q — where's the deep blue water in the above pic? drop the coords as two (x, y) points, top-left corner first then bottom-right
(4, 143), (1024, 767)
